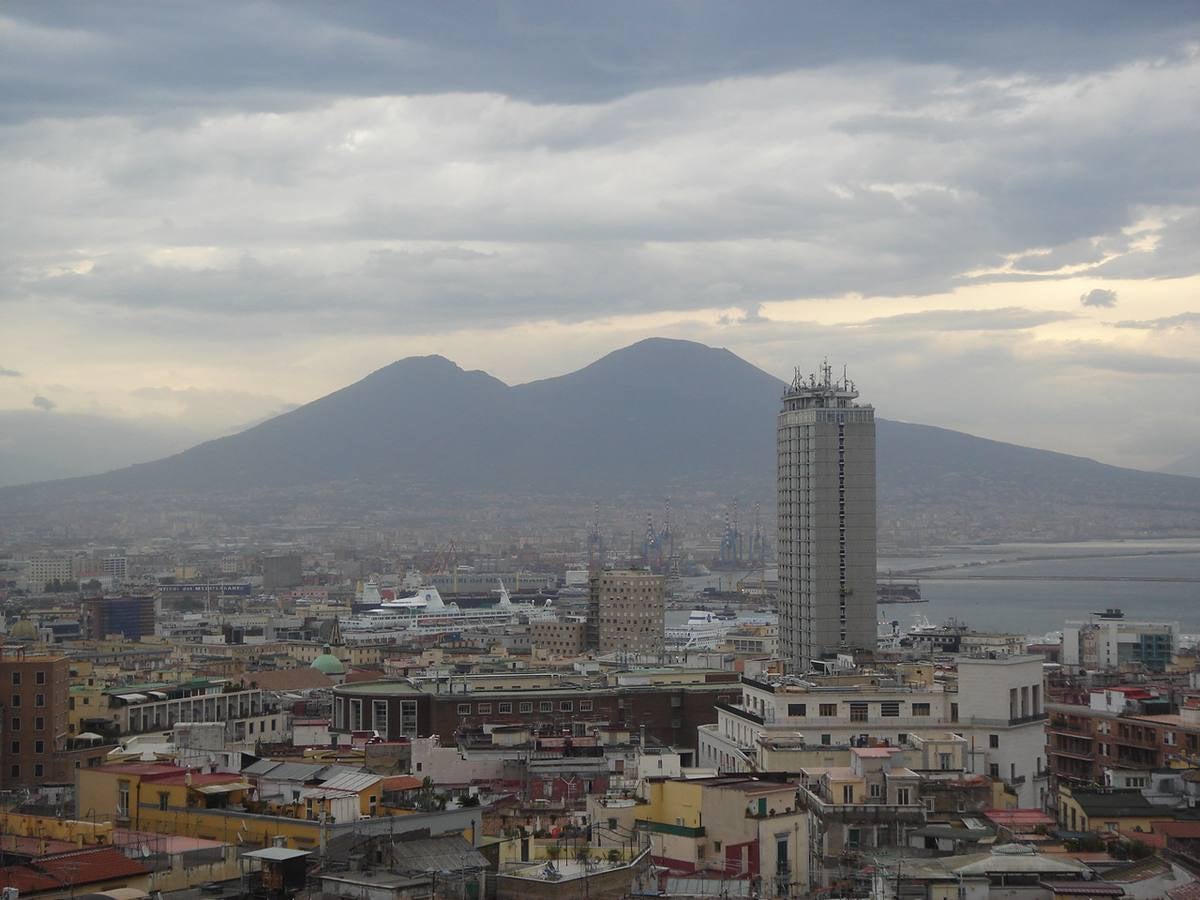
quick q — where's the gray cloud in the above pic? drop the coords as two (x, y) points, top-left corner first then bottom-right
(0, 365), (20, 377)
(3, 3), (1197, 123)
(31, 395), (56, 411)
(1113, 312), (1200, 330)
(850, 308), (1076, 332)
(1080, 288), (1118, 308)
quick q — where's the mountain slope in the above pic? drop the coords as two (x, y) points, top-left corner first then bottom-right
(1162, 450), (1200, 479)
(3, 338), (1199, 543)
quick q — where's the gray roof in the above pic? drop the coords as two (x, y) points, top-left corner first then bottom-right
(391, 836), (489, 875)
(242, 759), (282, 776)
(257, 762), (327, 782)
(243, 847), (311, 861)
(1072, 790), (1157, 817)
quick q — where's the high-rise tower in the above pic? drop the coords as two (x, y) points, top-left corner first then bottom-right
(778, 362), (876, 668)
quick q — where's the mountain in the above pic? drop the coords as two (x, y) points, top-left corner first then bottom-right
(3, 338), (1200, 543)
(1162, 451), (1200, 479)
(0, 411), (207, 488)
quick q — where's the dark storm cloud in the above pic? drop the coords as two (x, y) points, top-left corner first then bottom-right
(4, 2), (1199, 123)
(1080, 288), (1118, 308)
(31, 395), (55, 411)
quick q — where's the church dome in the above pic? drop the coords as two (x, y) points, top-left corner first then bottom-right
(9, 618), (38, 643)
(311, 646), (346, 676)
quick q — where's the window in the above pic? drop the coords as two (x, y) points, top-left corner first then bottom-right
(849, 702), (868, 723)
(159, 792), (169, 811)
(869, 782), (881, 798)
(373, 700), (388, 734)
(950, 702), (959, 723)
(8, 766), (16, 779)
(10, 695), (18, 708)
(118, 780), (130, 816)
(350, 699), (363, 731)
(9, 718), (18, 732)
(540, 701), (553, 712)
(35, 671), (45, 685)
(580, 700), (593, 712)
(34, 764), (43, 778)
(560, 701), (573, 712)
(842, 784), (855, 803)
(821, 734), (831, 745)
(787, 703), (807, 717)
(9, 673), (18, 686)
(34, 694), (44, 708)
(912, 703), (930, 717)
(989, 734), (999, 749)
(457, 703), (472, 715)
(989, 763), (1000, 779)
(9, 741), (17, 754)
(520, 702), (533, 713)
(880, 701), (900, 718)
(34, 740), (43, 754)
(939, 752), (953, 770)
(819, 703), (837, 717)
(34, 717), (43, 731)
(477, 703), (492, 715)
(498, 702), (512, 714)
(896, 787), (911, 805)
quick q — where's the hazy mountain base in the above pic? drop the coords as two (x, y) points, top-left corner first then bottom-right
(2, 339), (1199, 546)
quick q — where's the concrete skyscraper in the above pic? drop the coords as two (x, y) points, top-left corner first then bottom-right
(778, 362), (876, 669)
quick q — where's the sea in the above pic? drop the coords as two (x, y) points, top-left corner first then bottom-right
(667, 538), (1200, 638)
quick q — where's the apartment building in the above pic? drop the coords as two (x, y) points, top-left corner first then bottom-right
(1046, 687), (1200, 789)
(0, 648), (109, 788)
(586, 570), (665, 655)
(332, 670), (739, 750)
(698, 655), (1048, 806)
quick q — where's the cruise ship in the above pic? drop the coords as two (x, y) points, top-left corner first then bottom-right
(665, 609), (733, 650)
(341, 581), (554, 637)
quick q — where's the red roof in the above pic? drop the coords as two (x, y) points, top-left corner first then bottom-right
(382, 775), (423, 791)
(0, 866), (60, 892)
(36, 846), (150, 885)
(101, 762), (187, 777)
(983, 808), (1055, 830)
(151, 771), (245, 787)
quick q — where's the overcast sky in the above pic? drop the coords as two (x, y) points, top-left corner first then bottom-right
(3, 2), (1200, 470)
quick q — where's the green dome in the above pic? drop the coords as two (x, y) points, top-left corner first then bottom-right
(311, 646), (345, 675)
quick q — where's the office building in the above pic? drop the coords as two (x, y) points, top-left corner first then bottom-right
(262, 553), (303, 591)
(586, 570), (665, 655)
(1061, 608), (1178, 673)
(26, 556), (73, 592)
(777, 363), (876, 667)
(81, 594), (156, 641)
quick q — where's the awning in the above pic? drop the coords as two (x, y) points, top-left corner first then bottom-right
(147, 690), (169, 699)
(191, 782), (252, 795)
(115, 693), (148, 702)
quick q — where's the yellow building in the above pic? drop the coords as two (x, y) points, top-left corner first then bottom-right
(1056, 784), (1170, 834)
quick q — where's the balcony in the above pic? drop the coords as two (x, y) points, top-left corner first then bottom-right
(795, 785), (927, 824)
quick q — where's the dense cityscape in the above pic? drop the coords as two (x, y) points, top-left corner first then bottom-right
(0, 364), (1198, 900)
(6, 4), (1200, 899)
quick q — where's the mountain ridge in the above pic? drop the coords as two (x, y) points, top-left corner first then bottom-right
(2, 338), (1198, 544)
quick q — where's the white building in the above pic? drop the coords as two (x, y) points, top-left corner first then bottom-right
(698, 654), (1049, 807)
(1062, 609), (1178, 673)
